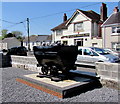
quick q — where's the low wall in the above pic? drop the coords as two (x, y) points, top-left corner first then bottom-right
(10, 55), (41, 72)
(96, 62), (120, 89)
(9, 55), (120, 89)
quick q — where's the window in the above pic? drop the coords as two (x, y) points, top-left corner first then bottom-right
(63, 41), (68, 45)
(112, 26), (120, 33)
(83, 49), (99, 56)
(32, 42), (34, 45)
(36, 41), (40, 45)
(74, 22), (83, 32)
(83, 49), (92, 55)
(92, 51), (99, 56)
(56, 30), (62, 35)
(92, 43), (98, 47)
(92, 47), (108, 55)
(112, 42), (120, 51)
(78, 49), (82, 55)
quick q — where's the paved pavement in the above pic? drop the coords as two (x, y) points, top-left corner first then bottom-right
(1, 67), (119, 103)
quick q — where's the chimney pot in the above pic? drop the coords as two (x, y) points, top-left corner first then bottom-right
(113, 7), (119, 13)
(100, 3), (107, 22)
(63, 13), (67, 22)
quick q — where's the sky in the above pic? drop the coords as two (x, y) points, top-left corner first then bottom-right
(1, 1), (119, 37)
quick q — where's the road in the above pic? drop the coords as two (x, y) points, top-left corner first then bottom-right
(1, 67), (119, 103)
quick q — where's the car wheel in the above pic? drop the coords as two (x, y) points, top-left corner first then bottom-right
(98, 60), (103, 62)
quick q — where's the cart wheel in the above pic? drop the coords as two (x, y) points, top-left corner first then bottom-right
(62, 68), (69, 74)
(50, 65), (58, 76)
(41, 65), (48, 75)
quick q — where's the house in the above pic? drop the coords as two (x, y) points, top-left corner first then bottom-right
(0, 40), (7, 50)
(0, 37), (21, 50)
(51, 3), (107, 47)
(23, 35), (52, 51)
(101, 7), (120, 51)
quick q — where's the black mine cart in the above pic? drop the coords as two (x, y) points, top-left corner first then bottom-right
(33, 45), (78, 81)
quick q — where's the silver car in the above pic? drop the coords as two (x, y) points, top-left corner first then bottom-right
(75, 47), (120, 66)
(0, 50), (3, 54)
(104, 48), (120, 58)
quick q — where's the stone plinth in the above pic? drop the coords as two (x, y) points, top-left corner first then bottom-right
(16, 71), (100, 98)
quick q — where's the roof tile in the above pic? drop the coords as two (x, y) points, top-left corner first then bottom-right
(102, 12), (120, 26)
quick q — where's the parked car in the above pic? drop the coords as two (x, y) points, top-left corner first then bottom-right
(0, 50), (3, 54)
(104, 48), (120, 58)
(75, 47), (120, 66)
(7, 46), (28, 56)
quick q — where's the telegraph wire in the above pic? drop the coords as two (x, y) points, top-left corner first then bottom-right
(5, 22), (22, 29)
(4, 20), (26, 29)
(29, 2), (102, 33)
(2, 2), (102, 29)
(2, 2), (102, 32)
(30, 2), (102, 20)
(22, 22), (27, 33)
(0, 19), (17, 24)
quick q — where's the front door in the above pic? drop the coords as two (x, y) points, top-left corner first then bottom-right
(75, 39), (83, 46)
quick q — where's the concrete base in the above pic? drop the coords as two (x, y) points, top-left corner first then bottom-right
(16, 70), (101, 98)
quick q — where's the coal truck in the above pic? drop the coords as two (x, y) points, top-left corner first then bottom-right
(33, 45), (78, 81)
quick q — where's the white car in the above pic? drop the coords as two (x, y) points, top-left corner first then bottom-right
(75, 47), (119, 66)
(104, 48), (120, 58)
(0, 50), (3, 54)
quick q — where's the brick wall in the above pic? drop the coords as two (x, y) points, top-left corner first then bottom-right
(96, 62), (120, 89)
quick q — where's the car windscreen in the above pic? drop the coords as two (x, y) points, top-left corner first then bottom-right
(91, 48), (109, 55)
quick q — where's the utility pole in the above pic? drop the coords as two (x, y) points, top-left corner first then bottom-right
(27, 18), (30, 51)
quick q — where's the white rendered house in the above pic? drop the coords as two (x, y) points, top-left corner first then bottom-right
(51, 3), (107, 48)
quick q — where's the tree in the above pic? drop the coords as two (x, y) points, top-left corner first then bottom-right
(0, 36), (2, 40)
(1, 29), (8, 39)
(12, 31), (23, 38)
(12, 31), (23, 41)
(1, 29), (24, 41)
(7, 33), (15, 37)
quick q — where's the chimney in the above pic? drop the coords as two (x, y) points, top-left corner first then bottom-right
(100, 3), (107, 22)
(113, 7), (119, 13)
(63, 13), (67, 22)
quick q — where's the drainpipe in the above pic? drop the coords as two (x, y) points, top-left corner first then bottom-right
(103, 26), (106, 48)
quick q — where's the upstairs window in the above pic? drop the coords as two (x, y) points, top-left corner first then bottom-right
(56, 30), (62, 35)
(112, 26), (120, 33)
(74, 22), (83, 32)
